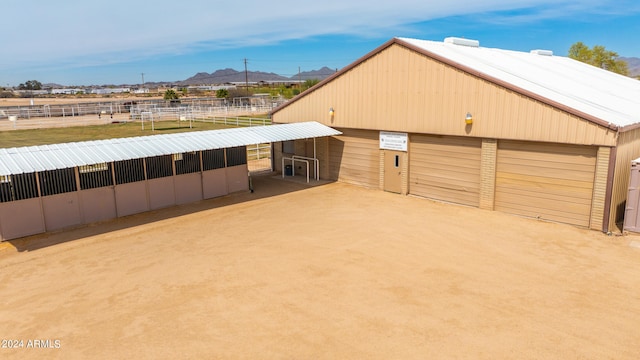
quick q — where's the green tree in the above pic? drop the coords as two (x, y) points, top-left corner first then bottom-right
(163, 89), (179, 100)
(302, 78), (320, 91)
(227, 88), (254, 99)
(18, 80), (42, 90)
(215, 88), (229, 98)
(568, 42), (629, 76)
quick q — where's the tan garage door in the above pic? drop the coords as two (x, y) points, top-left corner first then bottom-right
(495, 141), (596, 227)
(329, 129), (379, 188)
(409, 135), (481, 207)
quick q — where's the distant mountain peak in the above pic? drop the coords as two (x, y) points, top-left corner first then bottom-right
(179, 67), (337, 85)
(620, 57), (640, 77)
(291, 66), (338, 80)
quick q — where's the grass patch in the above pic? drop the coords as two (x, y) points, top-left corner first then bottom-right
(0, 121), (238, 148)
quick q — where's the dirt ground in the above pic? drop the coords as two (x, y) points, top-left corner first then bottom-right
(1, 174), (640, 359)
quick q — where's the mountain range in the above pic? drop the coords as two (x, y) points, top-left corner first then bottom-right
(178, 57), (640, 86)
(620, 57), (640, 77)
(177, 66), (339, 85)
(41, 57), (640, 88)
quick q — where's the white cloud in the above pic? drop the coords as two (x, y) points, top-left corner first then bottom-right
(0, 0), (635, 71)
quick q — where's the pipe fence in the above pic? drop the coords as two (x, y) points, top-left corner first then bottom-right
(0, 100), (281, 131)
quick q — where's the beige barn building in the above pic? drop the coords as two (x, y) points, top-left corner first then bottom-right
(271, 37), (640, 232)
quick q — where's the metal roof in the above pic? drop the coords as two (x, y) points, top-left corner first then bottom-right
(0, 121), (341, 176)
(397, 37), (640, 128)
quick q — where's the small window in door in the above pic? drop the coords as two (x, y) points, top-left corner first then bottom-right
(395, 155), (400, 168)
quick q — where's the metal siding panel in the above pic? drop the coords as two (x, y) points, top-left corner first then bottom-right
(610, 127), (640, 231)
(80, 188), (117, 224)
(590, 147), (610, 231)
(412, 58), (425, 122)
(115, 182), (149, 217)
(202, 169), (228, 199)
(479, 139), (498, 210)
(175, 173), (203, 205)
(0, 198), (45, 240)
(227, 165), (249, 193)
(148, 177), (176, 210)
(41, 192), (82, 231)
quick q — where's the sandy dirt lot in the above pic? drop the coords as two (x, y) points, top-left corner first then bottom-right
(1, 175), (640, 359)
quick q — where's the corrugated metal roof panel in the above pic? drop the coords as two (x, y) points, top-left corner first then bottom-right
(0, 122), (341, 176)
(398, 37), (640, 128)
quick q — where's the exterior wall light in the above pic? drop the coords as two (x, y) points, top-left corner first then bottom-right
(329, 107), (334, 117)
(465, 112), (473, 125)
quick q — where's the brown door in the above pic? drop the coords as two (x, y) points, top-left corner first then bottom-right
(384, 150), (403, 193)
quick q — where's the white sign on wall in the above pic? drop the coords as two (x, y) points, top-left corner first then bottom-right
(380, 131), (408, 151)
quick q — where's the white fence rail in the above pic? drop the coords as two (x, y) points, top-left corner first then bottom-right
(1, 108), (275, 131)
(129, 105), (275, 122)
(0, 103), (128, 119)
(0, 99), (276, 172)
(247, 143), (272, 173)
(0, 96), (287, 130)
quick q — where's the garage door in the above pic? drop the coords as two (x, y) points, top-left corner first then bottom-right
(329, 129), (379, 188)
(495, 141), (596, 227)
(409, 135), (481, 207)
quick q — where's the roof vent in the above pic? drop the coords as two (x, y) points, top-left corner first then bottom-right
(444, 37), (480, 47)
(530, 49), (553, 56)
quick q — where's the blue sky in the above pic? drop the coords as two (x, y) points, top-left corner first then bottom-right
(2, 0), (639, 86)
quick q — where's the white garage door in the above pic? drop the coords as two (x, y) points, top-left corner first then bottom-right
(409, 135), (482, 207)
(495, 141), (596, 227)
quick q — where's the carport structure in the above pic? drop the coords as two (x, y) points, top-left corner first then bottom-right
(0, 122), (340, 241)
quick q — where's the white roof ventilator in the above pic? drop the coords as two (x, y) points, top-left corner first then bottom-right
(530, 49), (554, 56)
(444, 37), (480, 47)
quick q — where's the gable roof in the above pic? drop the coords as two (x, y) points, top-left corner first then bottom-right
(0, 122), (342, 176)
(274, 37), (640, 131)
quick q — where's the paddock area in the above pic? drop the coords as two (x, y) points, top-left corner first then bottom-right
(1, 174), (639, 359)
(0, 96), (278, 131)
